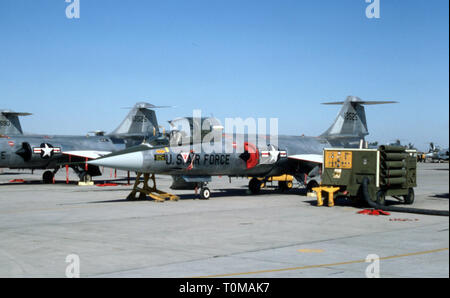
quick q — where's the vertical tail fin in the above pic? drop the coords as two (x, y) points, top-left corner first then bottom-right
(429, 142), (436, 152)
(109, 102), (169, 138)
(0, 110), (32, 136)
(320, 96), (397, 145)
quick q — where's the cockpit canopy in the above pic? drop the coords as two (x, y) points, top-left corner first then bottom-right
(168, 117), (223, 146)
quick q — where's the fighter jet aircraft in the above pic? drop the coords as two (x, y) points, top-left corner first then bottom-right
(425, 143), (449, 162)
(88, 96), (396, 200)
(0, 103), (169, 183)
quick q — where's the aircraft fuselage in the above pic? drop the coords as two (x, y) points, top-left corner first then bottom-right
(0, 135), (126, 169)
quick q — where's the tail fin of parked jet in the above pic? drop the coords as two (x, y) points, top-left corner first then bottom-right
(429, 142), (436, 153)
(0, 110), (32, 136)
(320, 96), (397, 146)
(109, 102), (170, 138)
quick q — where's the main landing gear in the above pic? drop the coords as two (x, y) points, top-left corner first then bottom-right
(249, 178), (263, 194)
(306, 180), (319, 193)
(79, 172), (92, 183)
(42, 170), (56, 184)
(71, 166), (96, 184)
(42, 168), (93, 184)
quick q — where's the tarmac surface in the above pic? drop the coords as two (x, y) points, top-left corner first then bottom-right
(0, 163), (448, 278)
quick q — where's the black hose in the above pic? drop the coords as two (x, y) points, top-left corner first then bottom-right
(361, 177), (449, 217)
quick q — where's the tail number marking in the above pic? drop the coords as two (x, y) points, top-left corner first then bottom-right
(344, 112), (358, 121)
(133, 116), (148, 123)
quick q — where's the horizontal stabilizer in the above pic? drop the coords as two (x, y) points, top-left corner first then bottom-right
(121, 103), (172, 109)
(0, 110), (32, 135)
(111, 102), (167, 138)
(0, 112), (32, 116)
(322, 101), (397, 105)
(320, 96), (397, 145)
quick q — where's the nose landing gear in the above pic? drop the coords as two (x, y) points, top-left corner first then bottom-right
(249, 178), (263, 194)
(199, 185), (211, 200)
(194, 182), (211, 200)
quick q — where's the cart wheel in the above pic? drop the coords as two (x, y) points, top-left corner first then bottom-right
(376, 190), (386, 206)
(403, 188), (415, 205)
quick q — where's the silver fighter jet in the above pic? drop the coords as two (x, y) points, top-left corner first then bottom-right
(0, 103), (169, 183)
(89, 96), (396, 199)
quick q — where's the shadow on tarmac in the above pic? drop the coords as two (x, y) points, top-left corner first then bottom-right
(432, 193), (449, 199)
(87, 187), (310, 204)
(0, 177), (137, 187)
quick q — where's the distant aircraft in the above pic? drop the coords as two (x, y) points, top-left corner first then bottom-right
(89, 96), (396, 199)
(425, 142), (449, 162)
(387, 139), (415, 150)
(0, 103), (169, 183)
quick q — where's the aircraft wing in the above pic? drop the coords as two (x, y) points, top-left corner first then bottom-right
(286, 154), (323, 178)
(63, 150), (112, 160)
(288, 154), (323, 164)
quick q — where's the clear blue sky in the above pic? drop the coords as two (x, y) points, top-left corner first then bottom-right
(0, 0), (448, 151)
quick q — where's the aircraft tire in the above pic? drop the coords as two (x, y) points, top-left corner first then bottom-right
(306, 180), (319, 193)
(42, 171), (54, 184)
(199, 187), (211, 200)
(249, 178), (261, 194)
(80, 173), (92, 183)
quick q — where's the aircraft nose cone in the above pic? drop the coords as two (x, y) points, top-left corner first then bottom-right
(88, 151), (144, 171)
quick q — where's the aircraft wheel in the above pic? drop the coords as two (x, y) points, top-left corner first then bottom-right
(80, 173), (92, 183)
(249, 178), (262, 194)
(403, 188), (415, 205)
(199, 187), (211, 200)
(42, 171), (54, 184)
(306, 180), (319, 192)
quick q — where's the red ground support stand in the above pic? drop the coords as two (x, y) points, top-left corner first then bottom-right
(358, 209), (391, 216)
